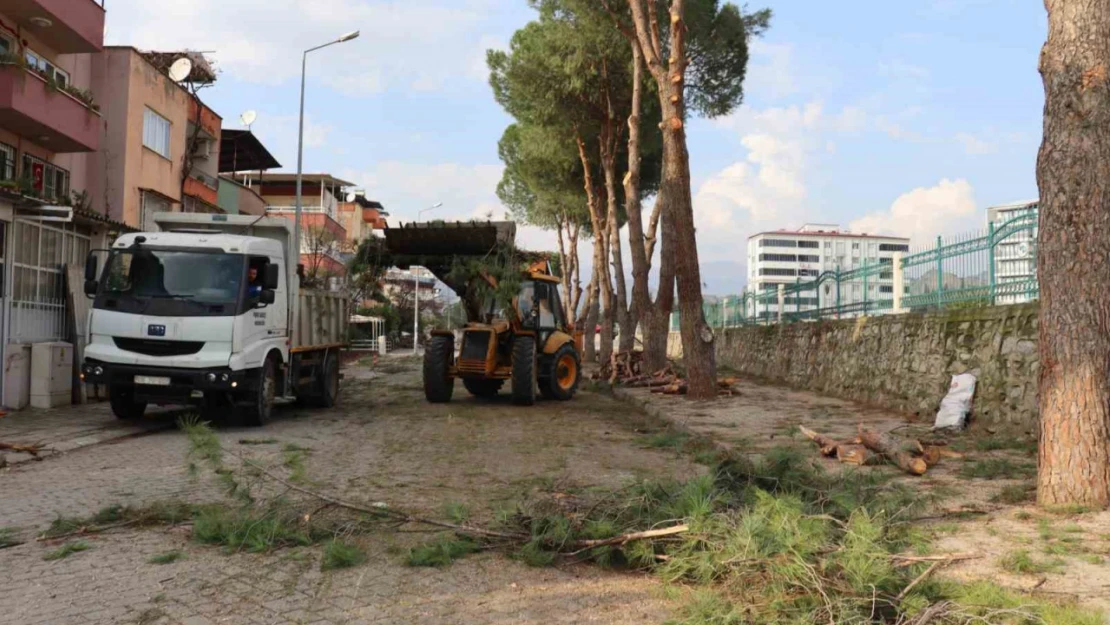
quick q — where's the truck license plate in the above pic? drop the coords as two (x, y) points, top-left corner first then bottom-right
(134, 375), (171, 386)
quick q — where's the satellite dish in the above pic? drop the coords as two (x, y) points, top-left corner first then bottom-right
(240, 110), (257, 128)
(345, 192), (356, 203)
(168, 57), (193, 82)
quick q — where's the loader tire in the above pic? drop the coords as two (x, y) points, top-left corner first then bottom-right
(511, 336), (536, 406)
(539, 343), (580, 401)
(424, 335), (454, 403)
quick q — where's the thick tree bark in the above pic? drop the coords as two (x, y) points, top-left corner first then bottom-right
(602, 136), (635, 354)
(581, 265), (598, 363)
(1036, 0), (1110, 507)
(627, 0), (717, 399)
(624, 42), (651, 355)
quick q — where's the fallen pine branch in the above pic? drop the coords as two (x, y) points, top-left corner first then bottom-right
(237, 453), (685, 551)
(891, 552), (980, 567)
(859, 426), (928, 476)
(799, 426), (843, 457)
(0, 441), (49, 456)
(897, 560), (943, 602)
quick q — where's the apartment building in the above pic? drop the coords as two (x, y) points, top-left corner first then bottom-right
(337, 190), (388, 244)
(242, 172), (353, 282)
(987, 199), (1039, 305)
(0, 0), (128, 406)
(746, 224), (910, 319)
(85, 47), (222, 229)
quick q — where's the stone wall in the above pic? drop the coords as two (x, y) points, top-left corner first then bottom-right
(711, 303), (1039, 431)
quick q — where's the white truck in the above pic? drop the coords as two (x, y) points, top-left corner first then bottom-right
(80, 213), (348, 426)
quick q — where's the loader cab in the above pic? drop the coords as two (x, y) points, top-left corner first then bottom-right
(518, 279), (566, 344)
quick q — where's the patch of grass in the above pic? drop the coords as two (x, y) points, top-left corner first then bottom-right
(999, 549), (1064, 575)
(281, 445), (309, 483)
(1014, 510), (1036, 521)
(148, 550), (183, 565)
(0, 527), (21, 548)
(41, 500), (196, 540)
(992, 483), (1035, 505)
(406, 534), (480, 567)
(281, 442), (311, 453)
(643, 430), (691, 450)
(958, 458), (1036, 480)
(321, 539), (366, 571)
(1045, 504), (1095, 516)
(43, 540), (90, 561)
(237, 438), (278, 445)
(666, 588), (746, 625)
(1081, 554), (1105, 565)
(949, 581), (1104, 625)
(443, 502), (470, 524)
(191, 504), (326, 553)
(974, 434), (1037, 453)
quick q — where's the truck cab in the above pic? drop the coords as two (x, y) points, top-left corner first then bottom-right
(81, 214), (346, 425)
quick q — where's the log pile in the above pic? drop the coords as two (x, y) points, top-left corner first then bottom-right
(594, 351), (741, 396)
(798, 425), (962, 476)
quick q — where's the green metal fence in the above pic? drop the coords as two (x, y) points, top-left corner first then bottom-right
(674, 207), (1039, 331)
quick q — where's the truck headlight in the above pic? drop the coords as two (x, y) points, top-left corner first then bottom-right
(206, 373), (217, 383)
(220, 373), (229, 382)
(93, 366), (103, 376)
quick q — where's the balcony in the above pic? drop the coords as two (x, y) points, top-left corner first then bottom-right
(4, 0), (105, 54)
(184, 168), (219, 206)
(0, 64), (100, 152)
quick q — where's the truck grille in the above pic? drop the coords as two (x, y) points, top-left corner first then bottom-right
(113, 337), (204, 357)
(460, 331), (490, 361)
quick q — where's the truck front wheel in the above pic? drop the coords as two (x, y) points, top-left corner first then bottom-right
(240, 359), (276, 427)
(109, 387), (147, 420)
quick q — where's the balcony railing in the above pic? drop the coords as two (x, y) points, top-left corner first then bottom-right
(266, 205), (337, 219)
(189, 168), (219, 190)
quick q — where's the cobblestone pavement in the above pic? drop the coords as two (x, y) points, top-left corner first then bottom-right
(0, 399), (178, 466)
(0, 358), (699, 625)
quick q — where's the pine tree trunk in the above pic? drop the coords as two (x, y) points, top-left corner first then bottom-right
(575, 131), (615, 366)
(642, 205), (675, 372)
(632, 0), (717, 398)
(624, 42), (651, 355)
(602, 137), (635, 354)
(1036, 0), (1110, 507)
(581, 265), (599, 364)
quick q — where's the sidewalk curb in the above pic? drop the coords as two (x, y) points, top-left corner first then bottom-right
(611, 386), (670, 423)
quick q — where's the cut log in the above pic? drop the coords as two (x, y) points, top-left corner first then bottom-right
(836, 444), (871, 466)
(921, 446), (944, 467)
(799, 426), (842, 457)
(858, 426), (928, 476)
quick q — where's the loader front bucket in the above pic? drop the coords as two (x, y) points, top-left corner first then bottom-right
(383, 220), (517, 296)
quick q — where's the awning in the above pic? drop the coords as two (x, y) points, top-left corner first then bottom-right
(219, 129), (282, 173)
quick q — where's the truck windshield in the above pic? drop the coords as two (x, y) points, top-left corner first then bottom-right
(95, 249), (246, 316)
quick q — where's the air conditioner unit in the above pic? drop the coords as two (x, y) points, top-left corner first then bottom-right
(192, 140), (211, 160)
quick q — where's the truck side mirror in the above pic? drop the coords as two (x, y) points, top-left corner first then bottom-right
(263, 263), (280, 289)
(84, 254), (98, 281)
(258, 289), (276, 305)
(84, 280), (98, 297)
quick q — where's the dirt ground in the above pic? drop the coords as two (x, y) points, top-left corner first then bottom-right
(615, 374), (1110, 614)
(0, 356), (701, 625)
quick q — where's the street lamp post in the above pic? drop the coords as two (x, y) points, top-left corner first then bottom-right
(293, 30), (359, 338)
(413, 202), (444, 353)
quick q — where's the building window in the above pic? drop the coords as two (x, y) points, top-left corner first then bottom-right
(759, 239), (797, 248)
(798, 254), (820, 263)
(836, 242), (845, 255)
(11, 219), (91, 342)
(758, 253), (797, 262)
(797, 240), (819, 249)
(0, 34), (12, 54)
(0, 142), (14, 181)
(852, 242), (860, 250)
(868, 242), (877, 256)
(759, 268), (796, 277)
(143, 107), (172, 159)
(141, 190), (173, 231)
(880, 286), (894, 294)
(798, 269), (819, 277)
(879, 243), (910, 252)
(20, 154), (69, 202)
(880, 272), (893, 280)
(23, 49), (69, 88)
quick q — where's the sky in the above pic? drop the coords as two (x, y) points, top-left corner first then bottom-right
(105, 0), (1047, 295)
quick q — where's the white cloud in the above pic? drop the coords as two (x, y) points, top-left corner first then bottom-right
(105, 0), (496, 94)
(695, 101), (869, 263)
(745, 41), (798, 99)
(849, 178), (978, 246)
(955, 133), (996, 155)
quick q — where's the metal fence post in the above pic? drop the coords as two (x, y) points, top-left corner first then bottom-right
(862, 267), (869, 317)
(835, 269), (841, 320)
(721, 298), (728, 330)
(987, 222), (996, 306)
(777, 284), (785, 324)
(935, 235), (944, 305)
(893, 251), (904, 313)
(795, 277), (801, 314)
